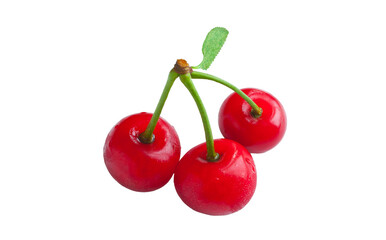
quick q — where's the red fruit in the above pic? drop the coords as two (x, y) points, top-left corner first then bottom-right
(174, 139), (256, 215)
(104, 112), (181, 192)
(219, 88), (286, 153)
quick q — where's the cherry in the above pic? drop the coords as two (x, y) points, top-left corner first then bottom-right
(219, 88), (287, 153)
(103, 112), (181, 192)
(102, 26), (288, 215)
(174, 139), (257, 216)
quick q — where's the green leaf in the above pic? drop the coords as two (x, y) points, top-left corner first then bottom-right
(195, 27), (229, 70)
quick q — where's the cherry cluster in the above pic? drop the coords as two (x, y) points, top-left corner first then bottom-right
(103, 29), (286, 216)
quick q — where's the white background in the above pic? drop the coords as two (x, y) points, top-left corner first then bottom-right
(1, 0), (385, 239)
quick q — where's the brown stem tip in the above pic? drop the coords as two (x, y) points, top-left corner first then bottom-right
(174, 59), (193, 75)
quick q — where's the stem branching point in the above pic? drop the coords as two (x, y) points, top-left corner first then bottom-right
(174, 59), (193, 75)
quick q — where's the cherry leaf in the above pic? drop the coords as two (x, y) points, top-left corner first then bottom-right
(195, 27), (229, 70)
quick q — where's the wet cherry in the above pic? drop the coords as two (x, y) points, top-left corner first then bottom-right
(219, 88), (287, 153)
(174, 139), (257, 215)
(104, 112), (181, 192)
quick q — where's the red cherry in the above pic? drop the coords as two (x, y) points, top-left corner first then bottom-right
(104, 112), (181, 192)
(219, 88), (287, 153)
(174, 139), (256, 215)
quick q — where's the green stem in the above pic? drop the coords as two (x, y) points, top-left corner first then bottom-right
(139, 70), (179, 144)
(179, 73), (219, 162)
(191, 71), (263, 118)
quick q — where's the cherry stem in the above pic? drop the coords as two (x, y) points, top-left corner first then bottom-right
(179, 73), (219, 162)
(191, 71), (263, 118)
(139, 70), (179, 144)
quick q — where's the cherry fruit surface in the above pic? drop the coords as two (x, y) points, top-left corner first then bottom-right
(174, 139), (257, 215)
(219, 88), (287, 153)
(104, 112), (181, 192)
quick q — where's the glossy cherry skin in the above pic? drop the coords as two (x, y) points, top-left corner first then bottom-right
(174, 139), (256, 215)
(103, 112), (181, 192)
(219, 88), (287, 153)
